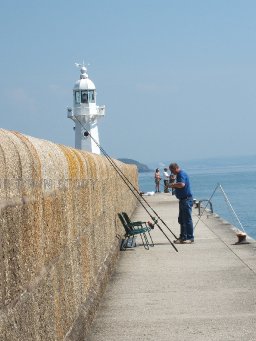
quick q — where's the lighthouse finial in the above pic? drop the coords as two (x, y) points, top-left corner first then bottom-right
(75, 61), (90, 79)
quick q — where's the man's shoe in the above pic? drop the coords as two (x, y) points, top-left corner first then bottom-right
(182, 239), (194, 244)
(173, 239), (184, 244)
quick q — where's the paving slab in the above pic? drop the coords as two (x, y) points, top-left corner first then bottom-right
(87, 193), (256, 341)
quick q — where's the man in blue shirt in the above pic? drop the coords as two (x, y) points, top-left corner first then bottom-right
(169, 163), (194, 244)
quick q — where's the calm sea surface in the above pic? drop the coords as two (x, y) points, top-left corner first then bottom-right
(139, 157), (256, 239)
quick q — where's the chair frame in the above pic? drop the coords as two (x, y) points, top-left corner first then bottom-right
(122, 212), (155, 247)
(118, 213), (151, 250)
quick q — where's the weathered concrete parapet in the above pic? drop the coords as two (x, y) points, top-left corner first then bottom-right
(0, 129), (138, 340)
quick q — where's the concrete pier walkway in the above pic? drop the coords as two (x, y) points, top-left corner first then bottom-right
(88, 194), (256, 341)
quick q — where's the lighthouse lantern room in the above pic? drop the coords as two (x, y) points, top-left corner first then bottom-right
(67, 64), (105, 154)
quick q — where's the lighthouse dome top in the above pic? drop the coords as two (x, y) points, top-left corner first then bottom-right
(74, 78), (96, 90)
(73, 63), (96, 90)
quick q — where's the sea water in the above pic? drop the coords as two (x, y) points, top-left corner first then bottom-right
(139, 157), (256, 239)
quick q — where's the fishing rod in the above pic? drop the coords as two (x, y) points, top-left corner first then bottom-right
(82, 125), (178, 252)
(194, 182), (246, 235)
(83, 125), (178, 239)
(75, 118), (178, 251)
(100, 149), (178, 251)
(218, 184), (246, 233)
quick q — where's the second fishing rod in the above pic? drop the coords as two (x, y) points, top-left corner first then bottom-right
(82, 124), (178, 238)
(76, 119), (178, 251)
(83, 129), (178, 252)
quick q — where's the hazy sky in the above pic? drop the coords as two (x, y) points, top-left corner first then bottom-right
(1, 0), (256, 164)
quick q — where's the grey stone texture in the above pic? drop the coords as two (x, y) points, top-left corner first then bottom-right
(0, 129), (138, 341)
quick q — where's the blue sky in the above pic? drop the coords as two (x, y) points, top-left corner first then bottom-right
(1, 0), (256, 164)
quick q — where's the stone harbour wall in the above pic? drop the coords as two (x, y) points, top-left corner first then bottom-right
(0, 129), (139, 340)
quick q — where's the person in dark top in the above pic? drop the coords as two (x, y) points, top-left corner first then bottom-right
(169, 163), (194, 244)
(154, 168), (161, 193)
(163, 168), (170, 193)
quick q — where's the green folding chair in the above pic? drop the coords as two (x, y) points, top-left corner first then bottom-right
(118, 213), (150, 250)
(121, 212), (155, 247)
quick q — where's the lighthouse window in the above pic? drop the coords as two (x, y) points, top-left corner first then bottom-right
(75, 91), (81, 104)
(81, 91), (88, 103)
(88, 90), (95, 103)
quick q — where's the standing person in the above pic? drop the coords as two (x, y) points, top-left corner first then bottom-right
(163, 168), (170, 193)
(169, 163), (194, 244)
(154, 168), (161, 193)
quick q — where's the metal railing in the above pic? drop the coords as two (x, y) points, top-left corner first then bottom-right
(197, 199), (213, 216)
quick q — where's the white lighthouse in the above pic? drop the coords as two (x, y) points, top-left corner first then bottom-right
(67, 64), (105, 154)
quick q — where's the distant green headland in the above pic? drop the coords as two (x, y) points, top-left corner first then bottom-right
(118, 158), (151, 173)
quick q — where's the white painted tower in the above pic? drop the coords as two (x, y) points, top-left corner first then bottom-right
(67, 64), (105, 154)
